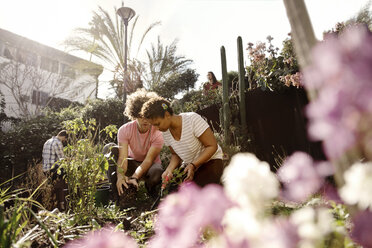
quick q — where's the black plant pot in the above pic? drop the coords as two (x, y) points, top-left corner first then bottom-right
(95, 184), (111, 207)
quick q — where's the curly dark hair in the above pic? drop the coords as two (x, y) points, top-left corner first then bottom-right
(141, 97), (174, 119)
(124, 88), (159, 120)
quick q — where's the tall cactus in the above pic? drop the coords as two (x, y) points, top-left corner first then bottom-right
(237, 37), (247, 138)
(220, 46), (231, 146)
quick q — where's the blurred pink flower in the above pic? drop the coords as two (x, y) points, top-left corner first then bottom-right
(64, 226), (137, 248)
(278, 152), (333, 203)
(302, 25), (372, 159)
(259, 218), (300, 248)
(320, 183), (342, 204)
(149, 182), (234, 248)
(351, 210), (372, 248)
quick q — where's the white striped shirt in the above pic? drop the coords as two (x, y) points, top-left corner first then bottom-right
(163, 112), (223, 164)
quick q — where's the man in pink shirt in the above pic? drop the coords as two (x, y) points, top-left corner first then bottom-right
(115, 89), (164, 198)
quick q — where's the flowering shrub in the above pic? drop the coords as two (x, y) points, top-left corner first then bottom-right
(246, 35), (300, 91)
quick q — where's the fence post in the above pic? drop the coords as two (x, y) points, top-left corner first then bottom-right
(237, 37), (247, 139)
(282, 0), (317, 101)
(221, 46), (231, 146)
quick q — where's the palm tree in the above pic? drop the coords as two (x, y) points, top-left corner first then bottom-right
(144, 36), (193, 91)
(63, 5), (161, 98)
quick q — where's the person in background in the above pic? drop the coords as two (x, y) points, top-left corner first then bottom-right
(141, 97), (224, 187)
(203, 71), (221, 95)
(116, 88), (164, 198)
(42, 130), (68, 173)
(42, 130), (68, 210)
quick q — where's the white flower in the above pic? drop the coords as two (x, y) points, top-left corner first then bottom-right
(222, 207), (262, 242)
(339, 162), (372, 210)
(290, 207), (334, 247)
(222, 153), (279, 213)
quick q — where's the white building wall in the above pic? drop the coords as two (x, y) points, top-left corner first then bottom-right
(0, 29), (102, 119)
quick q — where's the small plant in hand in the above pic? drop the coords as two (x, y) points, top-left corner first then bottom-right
(160, 167), (187, 196)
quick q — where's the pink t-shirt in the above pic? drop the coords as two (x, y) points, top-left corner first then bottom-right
(117, 121), (163, 164)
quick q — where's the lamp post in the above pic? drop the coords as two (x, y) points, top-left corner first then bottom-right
(117, 6), (136, 123)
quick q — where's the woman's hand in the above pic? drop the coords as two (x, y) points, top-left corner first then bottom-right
(183, 163), (195, 182)
(162, 170), (173, 182)
(116, 175), (129, 195)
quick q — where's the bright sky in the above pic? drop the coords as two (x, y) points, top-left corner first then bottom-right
(0, 0), (370, 98)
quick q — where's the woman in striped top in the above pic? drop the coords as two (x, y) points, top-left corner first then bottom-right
(141, 97), (224, 187)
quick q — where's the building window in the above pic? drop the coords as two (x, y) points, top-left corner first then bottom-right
(24, 51), (38, 67)
(40, 56), (51, 71)
(60, 63), (76, 79)
(51, 60), (59, 73)
(40, 56), (59, 73)
(32, 90), (49, 106)
(16, 50), (25, 64)
(20, 94), (30, 103)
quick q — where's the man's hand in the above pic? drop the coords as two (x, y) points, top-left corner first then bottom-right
(127, 177), (139, 189)
(116, 176), (129, 195)
(183, 164), (195, 182)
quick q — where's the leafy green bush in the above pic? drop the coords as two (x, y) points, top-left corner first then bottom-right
(46, 97), (82, 113)
(60, 118), (116, 222)
(0, 110), (78, 183)
(0, 97), (124, 183)
(80, 98), (124, 131)
(152, 69), (199, 100)
(175, 87), (222, 113)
